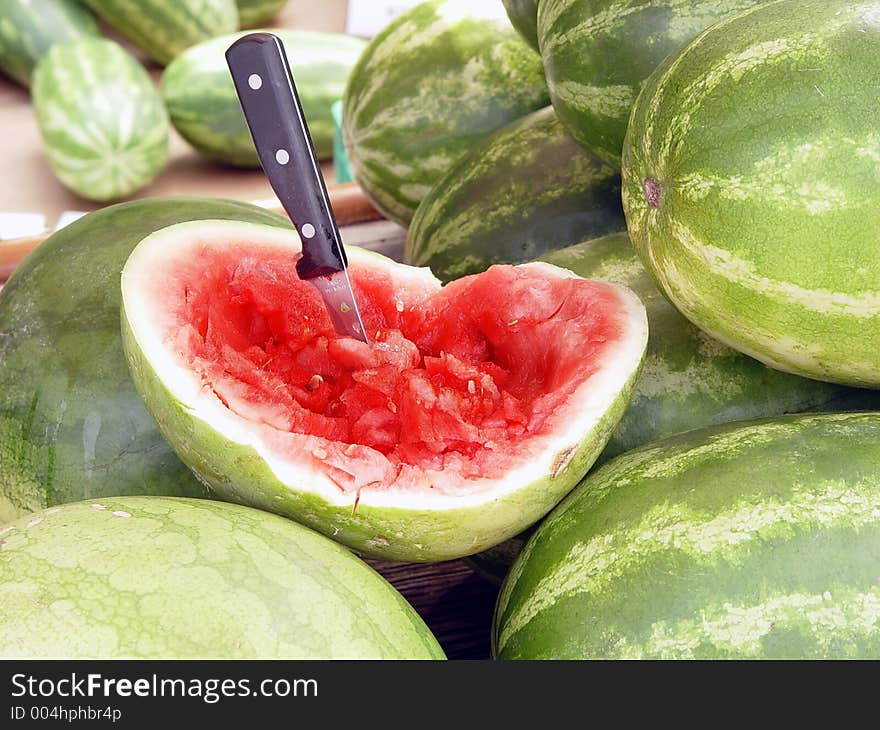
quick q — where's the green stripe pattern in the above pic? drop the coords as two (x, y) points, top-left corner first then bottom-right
(494, 413), (880, 659)
(0, 497), (445, 658)
(163, 30), (366, 166)
(538, 0), (766, 168)
(0, 0), (99, 87)
(541, 233), (879, 461)
(80, 0), (238, 65)
(0, 198), (290, 525)
(503, 0), (540, 50)
(406, 106), (625, 282)
(237, 0), (287, 28)
(622, 0), (880, 387)
(342, 0), (549, 226)
(31, 38), (169, 202)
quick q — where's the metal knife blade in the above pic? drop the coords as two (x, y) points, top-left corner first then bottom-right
(226, 32), (368, 342)
(308, 270), (368, 343)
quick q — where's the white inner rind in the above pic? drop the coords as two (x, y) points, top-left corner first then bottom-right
(122, 219), (648, 511)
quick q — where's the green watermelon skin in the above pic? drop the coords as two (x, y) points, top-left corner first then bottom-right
(237, 0), (287, 28)
(342, 0), (549, 226)
(623, 0), (880, 388)
(494, 413), (880, 659)
(406, 106), (625, 282)
(0, 198), (291, 525)
(80, 0), (238, 65)
(163, 30), (366, 166)
(467, 232), (879, 586)
(0, 0), (100, 87)
(503, 0), (539, 50)
(31, 38), (169, 202)
(0, 497), (445, 658)
(541, 234), (879, 460)
(538, 0), (766, 168)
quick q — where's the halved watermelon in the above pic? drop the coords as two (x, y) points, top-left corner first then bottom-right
(120, 220), (648, 561)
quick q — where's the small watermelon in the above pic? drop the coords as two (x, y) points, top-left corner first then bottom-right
(31, 38), (169, 201)
(0, 0), (100, 87)
(80, 0), (238, 65)
(342, 0), (549, 226)
(0, 497), (444, 658)
(120, 219), (648, 562)
(163, 30), (366, 166)
(494, 413), (880, 659)
(622, 0), (880, 387)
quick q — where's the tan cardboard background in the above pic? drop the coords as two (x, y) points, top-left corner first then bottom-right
(0, 1), (349, 220)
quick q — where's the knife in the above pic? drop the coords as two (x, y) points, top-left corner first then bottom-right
(226, 32), (368, 343)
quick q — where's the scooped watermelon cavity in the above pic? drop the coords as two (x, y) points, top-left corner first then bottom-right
(121, 220), (648, 561)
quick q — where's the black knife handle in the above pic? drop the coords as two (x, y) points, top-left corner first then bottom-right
(226, 32), (346, 277)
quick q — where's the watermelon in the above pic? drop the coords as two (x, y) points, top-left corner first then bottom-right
(494, 413), (880, 659)
(342, 0), (550, 227)
(0, 0), (100, 87)
(538, 0), (767, 168)
(31, 38), (169, 202)
(0, 497), (444, 658)
(503, 0), (539, 50)
(0, 198), (290, 525)
(80, 0), (238, 66)
(120, 219), (648, 562)
(467, 232), (879, 585)
(622, 0), (880, 388)
(406, 106), (625, 282)
(162, 30), (367, 166)
(237, 0), (287, 28)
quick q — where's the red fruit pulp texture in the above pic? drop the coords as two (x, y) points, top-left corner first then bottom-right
(164, 245), (624, 494)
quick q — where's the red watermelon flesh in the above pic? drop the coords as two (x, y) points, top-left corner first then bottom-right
(149, 241), (629, 495)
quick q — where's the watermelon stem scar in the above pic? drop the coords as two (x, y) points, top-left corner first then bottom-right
(643, 178), (662, 209)
(121, 220), (648, 560)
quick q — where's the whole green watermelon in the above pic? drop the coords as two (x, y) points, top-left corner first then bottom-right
(0, 497), (444, 658)
(32, 38), (169, 202)
(343, 0), (549, 226)
(0, 0), (99, 87)
(0, 198), (289, 524)
(406, 106), (625, 282)
(163, 30), (366, 166)
(495, 413), (880, 659)
(623, 0), (880, 387)
(503, 0), (539, 50)
(80, 0), (238, 65)
(539, 0), (766, 168)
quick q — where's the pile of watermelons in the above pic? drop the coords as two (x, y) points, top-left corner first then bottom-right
(0, 0), (365, 200)
(2, 0), (880, 660)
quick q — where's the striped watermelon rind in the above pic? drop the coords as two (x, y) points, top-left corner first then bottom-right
(342, 0), (549, 227)
(237, 0), (287, 28)
(502, 0), (539, 50)
(79, 0), (239, 65)
(406, 106), (625, 282)
(538, 0), (767, 168)
(31, 38), (169, 202)
(162, 30), (366, 166)
(0, 0), (100, 87)
(622, 0), (880, 387)
(0, 497), (445, 658)
(494, 412), (880, 659)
